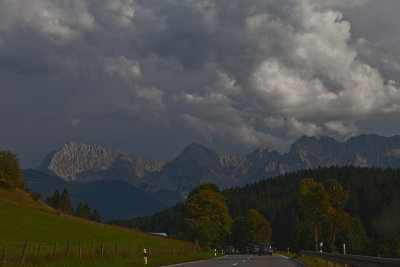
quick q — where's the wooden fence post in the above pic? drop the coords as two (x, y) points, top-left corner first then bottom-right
(53, 241), (57, 257)
(79, 243), (82, 259)
(21, 240), (28, 263)
(131, 244), (133, 257)
(38, 243), (41, 256)
(115, 243), (118, 256)
(101, 243), (104, 257)
(67, 240), (71, 258)
(2, 247), (6, 264)
(92, 241), (94, 255)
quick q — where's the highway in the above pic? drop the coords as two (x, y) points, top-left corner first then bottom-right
(164, 254), (305, 267)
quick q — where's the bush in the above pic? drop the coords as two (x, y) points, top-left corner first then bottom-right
(31, 192), (43, 201)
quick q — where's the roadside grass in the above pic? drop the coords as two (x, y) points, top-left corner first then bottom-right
(276, 252), (345, 267)
(3, 250), (215, 266)
(0, 188), (215, 266)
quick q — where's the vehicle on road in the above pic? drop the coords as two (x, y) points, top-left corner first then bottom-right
(252, 245), (260, 255)
(259, 243), (273, 256)
(242, 246), (251, 254)
(226, 246), (237, 255)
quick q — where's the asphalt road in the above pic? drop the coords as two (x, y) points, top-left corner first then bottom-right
(164, 254), (305, 267)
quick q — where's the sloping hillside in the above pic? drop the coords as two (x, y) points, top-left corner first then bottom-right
(0, 188), (207, 266)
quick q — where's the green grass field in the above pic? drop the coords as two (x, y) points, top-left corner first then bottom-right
(0, 188), (215, 266)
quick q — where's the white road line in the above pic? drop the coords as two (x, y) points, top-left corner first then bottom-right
(275, 254), (305, 267)
(162, 256), (228, 266)
(233, 263), (238, 266)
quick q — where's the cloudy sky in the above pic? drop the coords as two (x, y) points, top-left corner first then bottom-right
(1, 0), (400, 167)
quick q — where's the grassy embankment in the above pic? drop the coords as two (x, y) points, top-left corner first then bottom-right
(0, 187), (215, 266)
(276, 252), (346, 267)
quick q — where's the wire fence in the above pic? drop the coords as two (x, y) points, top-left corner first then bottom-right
(1, 240), (200, 265)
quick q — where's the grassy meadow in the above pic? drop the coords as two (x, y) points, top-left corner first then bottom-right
(0, 187), (215, 266)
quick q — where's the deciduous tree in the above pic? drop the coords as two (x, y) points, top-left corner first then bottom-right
(0, 150), (25, 188)
(184, 183), (232, 249)
(231, 209), (272, 249)
(324, 179), (349, 252)
(298, 178), (329, 251)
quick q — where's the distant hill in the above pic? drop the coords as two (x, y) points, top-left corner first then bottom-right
(24, 169), (166, 221)
(24, 134), (400, 217)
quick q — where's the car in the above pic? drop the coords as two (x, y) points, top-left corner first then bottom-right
(252, 245), (260, 255)
(226, 246), (236, 255)
(242, 246), (251, 254)
(259, 243), (273, 256)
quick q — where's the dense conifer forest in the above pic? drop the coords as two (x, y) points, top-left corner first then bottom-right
(113, 166), (400, 257)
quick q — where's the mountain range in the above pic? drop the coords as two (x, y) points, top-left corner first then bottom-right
(24, 134), (400, 220)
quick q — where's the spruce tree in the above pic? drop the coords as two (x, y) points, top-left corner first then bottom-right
(46, 196), (53, 207)
(91, 209), (101, 222)
(47, 189), (61, 209)
(76, 202), (85, 218)
(60, 188), (73, 215)
(84, 204), (91, 219)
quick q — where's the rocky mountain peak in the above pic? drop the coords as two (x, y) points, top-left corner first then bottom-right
(178, 143), (217, 160)
(39, 142), (166, 181)
(39, 142), (125, 180)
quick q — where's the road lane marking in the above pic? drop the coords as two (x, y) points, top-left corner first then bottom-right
(233, 263), (238, 266)
(163, 256), (228, 266)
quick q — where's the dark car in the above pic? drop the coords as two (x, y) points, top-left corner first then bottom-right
(243, 246), (251, 254)
(226, 246), (236, 255)
(259, 243), (273, 256)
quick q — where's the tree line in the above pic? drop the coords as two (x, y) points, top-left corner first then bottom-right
(114, 166), (400, 258)
(0, 150), (101, 223)
(46, 188), (101, 222)
(113, 183), (272, 250)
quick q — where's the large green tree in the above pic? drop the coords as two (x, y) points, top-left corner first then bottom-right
(184, 183), (232, 249)
(245, 209), (272, 245)
(231, 209), (272, 249)
(0, 150), (25, 188)
(298, 178), (330, 251)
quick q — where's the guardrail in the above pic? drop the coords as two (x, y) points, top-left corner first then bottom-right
(299, 250), (400, 267)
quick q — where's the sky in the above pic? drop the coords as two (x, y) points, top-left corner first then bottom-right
(1, 0), (400, 168)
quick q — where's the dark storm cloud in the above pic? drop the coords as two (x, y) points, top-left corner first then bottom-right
(1, 0), (400, 167)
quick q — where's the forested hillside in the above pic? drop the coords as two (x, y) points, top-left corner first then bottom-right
(114, 166), (400, 257)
